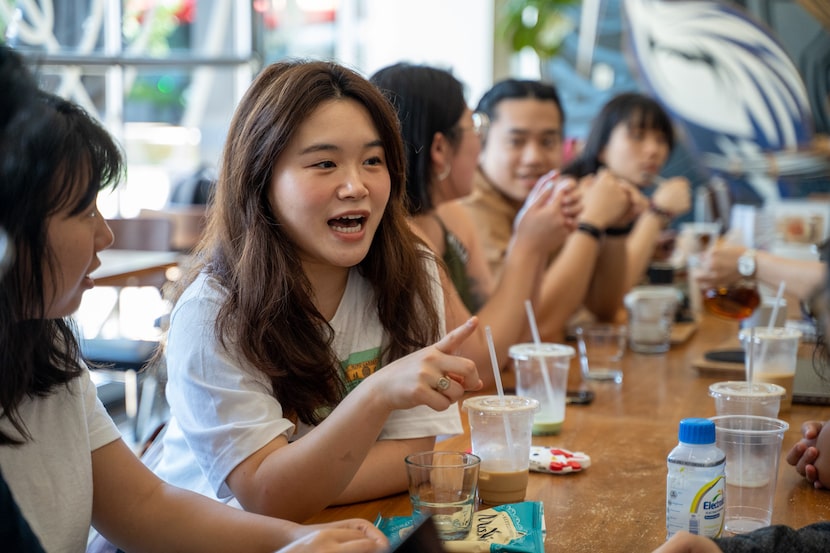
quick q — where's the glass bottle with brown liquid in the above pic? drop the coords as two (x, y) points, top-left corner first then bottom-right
(703, 282), (762, 319)
(702, 248), (762, 320)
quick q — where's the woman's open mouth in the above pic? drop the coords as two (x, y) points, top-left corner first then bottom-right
(328, 214), (366, 234)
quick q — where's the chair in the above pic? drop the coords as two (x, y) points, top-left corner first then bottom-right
(84, 338), (161, 442)
(138, 206), (206, 252)
(105, 217), (174, 287)
(106, 216), (174, 250)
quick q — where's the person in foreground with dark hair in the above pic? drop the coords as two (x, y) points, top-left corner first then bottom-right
(147, 59), (482, 523)
(0, 45), (50, 553)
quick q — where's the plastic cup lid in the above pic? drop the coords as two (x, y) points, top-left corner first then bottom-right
(708, 381), (786, 400)
(508, 343), (575, 360)
(623, 286), (681, 308)
(462, 395), (540, 414)
(739, 327), (802, 341)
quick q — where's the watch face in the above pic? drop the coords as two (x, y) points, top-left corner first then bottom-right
(738, 254), (755, 277)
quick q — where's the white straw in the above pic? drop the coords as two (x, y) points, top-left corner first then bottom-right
(524, 300), (557, 409)
(485, 326), (505, 398)
(768, 281), (786, 332)
(525, 299), (543, 345)
(753, 281), (786, 388)
(485, 326), (514, 445)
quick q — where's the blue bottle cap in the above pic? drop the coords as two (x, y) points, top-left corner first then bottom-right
(678, 418), (716, 444)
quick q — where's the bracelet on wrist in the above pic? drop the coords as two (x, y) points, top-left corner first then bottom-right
(605, 221), (635, 236)
(576, 222), (603, 241)
(648, 200), (673, 227)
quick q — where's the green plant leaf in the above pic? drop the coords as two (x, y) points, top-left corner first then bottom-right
(497, 0), (581, 59)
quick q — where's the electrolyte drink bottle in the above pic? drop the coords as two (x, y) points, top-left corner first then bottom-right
(666, 418), (726, 539)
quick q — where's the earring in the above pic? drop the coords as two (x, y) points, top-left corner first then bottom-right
(436, 163), (452, 181)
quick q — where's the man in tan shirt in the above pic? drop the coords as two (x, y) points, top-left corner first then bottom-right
(461, 80), (566, 281)
(457, 80), (632, 341)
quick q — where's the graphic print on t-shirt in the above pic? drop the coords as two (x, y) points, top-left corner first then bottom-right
(341, 347), (381, 392)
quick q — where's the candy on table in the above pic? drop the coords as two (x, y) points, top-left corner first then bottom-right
(529, 446), (591, 474)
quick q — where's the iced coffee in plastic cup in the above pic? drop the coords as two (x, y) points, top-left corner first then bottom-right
(462, 395), (538, 505)
(739, 327), (801, 411)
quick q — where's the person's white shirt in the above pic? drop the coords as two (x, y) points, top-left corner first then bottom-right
(150, 262), (462, 505)
(0, 368), (121, 553)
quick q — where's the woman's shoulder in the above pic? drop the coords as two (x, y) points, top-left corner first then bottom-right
(436, 202), (478, 244)
(436, 200), (474, 224)
(178, 271), (226, 302)
(408, 220), (443, 256)
(170, 272), (227, 322)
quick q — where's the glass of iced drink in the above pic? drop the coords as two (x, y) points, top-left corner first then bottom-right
(462, 395), (538, 506)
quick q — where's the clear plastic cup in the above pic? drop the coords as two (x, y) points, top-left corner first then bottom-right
(462, 395), (538, 506)
(510, 343), (574, 435)
(711, 415), (789, 536)
(709, 381), (785, 418)
(739, 327), (801, 411)
(624, 286), (679, 354)
(575, 323), (626, 383)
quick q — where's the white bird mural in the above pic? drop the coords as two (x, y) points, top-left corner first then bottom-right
(622, 0), (825, 205)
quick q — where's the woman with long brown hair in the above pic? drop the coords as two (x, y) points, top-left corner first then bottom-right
(149, 59), (482, 522)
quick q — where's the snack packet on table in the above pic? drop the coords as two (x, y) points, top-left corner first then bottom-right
(376, 501), (545, 552)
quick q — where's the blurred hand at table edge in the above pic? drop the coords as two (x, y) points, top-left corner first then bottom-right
(786, 420), (829, 489)
(650, 532), (722, 553)
(694, 241), (746, 289)
(275, 521), (389, 553)
(695, 241), (826, 302)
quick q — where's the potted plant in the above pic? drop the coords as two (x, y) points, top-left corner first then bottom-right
(497, 0), (582, 62)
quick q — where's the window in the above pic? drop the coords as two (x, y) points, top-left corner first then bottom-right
(4, 0), (254, 216)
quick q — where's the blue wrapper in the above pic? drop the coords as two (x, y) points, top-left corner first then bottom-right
(376, 501), (545, 552)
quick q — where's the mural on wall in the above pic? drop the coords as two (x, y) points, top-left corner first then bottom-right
(543, 0), (711, 223)
(623, 0), (828, 205)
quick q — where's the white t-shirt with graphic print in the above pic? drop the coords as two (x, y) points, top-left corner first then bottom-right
(149, 261), (462, 504)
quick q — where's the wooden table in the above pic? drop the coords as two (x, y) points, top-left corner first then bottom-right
(92, 249), (182, 287)
(306, 316), (830, 552)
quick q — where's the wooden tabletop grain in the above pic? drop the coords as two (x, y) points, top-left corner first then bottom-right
(306, 315), (830, 552)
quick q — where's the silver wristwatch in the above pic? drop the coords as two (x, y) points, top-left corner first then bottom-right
(737, 249), (757, 277)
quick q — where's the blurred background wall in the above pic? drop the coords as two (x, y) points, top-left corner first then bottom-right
(2, 0), (826, 217)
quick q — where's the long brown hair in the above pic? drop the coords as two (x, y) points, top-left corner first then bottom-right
(168, 60), (442, 425)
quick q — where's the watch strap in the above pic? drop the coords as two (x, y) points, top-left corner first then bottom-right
(738, 248), (757, 277)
